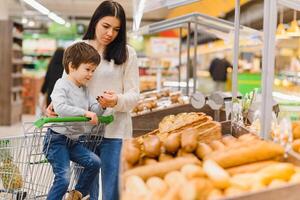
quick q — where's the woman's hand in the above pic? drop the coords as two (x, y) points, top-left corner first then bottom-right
(98, 91), (118, 108)
(85, 111), (98, 125)
(46, 103), (58, 117)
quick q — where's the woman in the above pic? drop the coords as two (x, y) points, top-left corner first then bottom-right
(47, 1), (139, 200)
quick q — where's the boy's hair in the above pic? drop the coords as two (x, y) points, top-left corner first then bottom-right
(63, 42), (101, 74)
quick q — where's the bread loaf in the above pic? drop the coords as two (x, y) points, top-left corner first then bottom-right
(123, 157), (201, 180)
(204, 140), (284, 168)
(226, 160), (278, 175)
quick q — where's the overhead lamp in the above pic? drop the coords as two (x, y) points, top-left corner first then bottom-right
(276, 6), (289, 39)
(287, 10), (300, 37)
(48, 12), (65, 25)
(21, 18), (28, 24)
(22, 0), (66, 25)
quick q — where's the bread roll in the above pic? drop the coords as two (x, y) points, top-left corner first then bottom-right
(209, 140), (226, 151)
(292, 139), (300, 153)
(180, 164), (205, 179)
(195, 142), (212, 159)
(158, 153), (174, 162)
(123, 139), (141, 165)
(238, 133), (259, 142)
(293, 121), (300, 139)
(221, 135), (238, 146)
(181, 128), (198, 153)
(143, 135), (161, 158)
(146, 176), (168, 197)
(164, 132), (181, 154)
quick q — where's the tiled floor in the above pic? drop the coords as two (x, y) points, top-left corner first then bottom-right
(0, 114), (36, 137)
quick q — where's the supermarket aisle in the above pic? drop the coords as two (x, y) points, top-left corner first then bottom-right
(0, 114), (36, 137)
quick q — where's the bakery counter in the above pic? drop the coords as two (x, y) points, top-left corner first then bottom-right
(122, 111), (300, 200)
(132, 103), (226, 137)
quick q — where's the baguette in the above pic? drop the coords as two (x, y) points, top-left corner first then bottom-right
(204, 140), (284, 168)
(122, 157), (201, 180)
(226, 160), (278, 175)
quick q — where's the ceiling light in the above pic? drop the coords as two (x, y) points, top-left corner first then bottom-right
(22, 0), (67, 25)
(23, 0), (49, 15)
(28, 21), (35, 27)
(65, 22), (71, 28)
(21, 18), (28, 24)
(48, 12), (66, 25)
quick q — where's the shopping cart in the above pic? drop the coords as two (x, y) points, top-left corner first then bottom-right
(0, 115), (113, 200)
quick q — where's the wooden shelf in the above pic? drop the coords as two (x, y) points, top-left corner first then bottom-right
(11, 86), (23, 92)
(12, 100), (22, 106)
(0, 20), (24, 125)
(12, 59), (25, 65)
(11, 72), (22, 78)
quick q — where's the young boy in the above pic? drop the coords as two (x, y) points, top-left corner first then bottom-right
(43, 42), (102, 200)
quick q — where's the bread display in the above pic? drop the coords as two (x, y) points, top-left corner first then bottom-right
(121, 111), (300, 200)
(131, 89), (187, 115)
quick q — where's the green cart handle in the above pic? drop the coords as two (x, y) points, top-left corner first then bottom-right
(34, 115), (114, 128)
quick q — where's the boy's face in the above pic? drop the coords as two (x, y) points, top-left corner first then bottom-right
(69, 63), (97, 86)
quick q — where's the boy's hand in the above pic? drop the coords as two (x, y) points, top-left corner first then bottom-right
(46, 103), (58, 117)
(85, 111), (98, 125)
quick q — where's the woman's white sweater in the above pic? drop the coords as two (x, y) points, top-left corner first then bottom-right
(87, 45), (140, 139)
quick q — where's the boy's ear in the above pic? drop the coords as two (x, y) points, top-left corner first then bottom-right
(68, 62), (74, 72)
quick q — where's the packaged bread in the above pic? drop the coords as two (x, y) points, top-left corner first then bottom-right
(158, 112), (204, 133)
(204, 140), (284, 168)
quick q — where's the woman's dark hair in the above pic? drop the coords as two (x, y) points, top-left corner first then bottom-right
(83, 0), (128, 65)
(41, 47), (65, 106)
